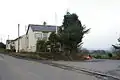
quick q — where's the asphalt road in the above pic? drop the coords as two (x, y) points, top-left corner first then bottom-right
(0, 54), (98, 80)
(53, 59), (120, 78)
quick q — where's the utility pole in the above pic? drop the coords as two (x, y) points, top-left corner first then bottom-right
(18, 24), (20, 52)
(55, 12), (58, 34)
(8, 35), (9, 40)
(25, 25), (27, 33)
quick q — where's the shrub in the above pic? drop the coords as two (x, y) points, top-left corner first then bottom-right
(36, 40), (46, 52)
(108, 53), (113, 58)
(95, 55), (102, 59)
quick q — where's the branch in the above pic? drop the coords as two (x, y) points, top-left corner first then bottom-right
(112, 45), (120, 49)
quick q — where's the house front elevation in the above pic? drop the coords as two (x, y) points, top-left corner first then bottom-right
(26, 24), (56, 52)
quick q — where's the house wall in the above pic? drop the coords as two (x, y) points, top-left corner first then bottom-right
(34, 31), (52, 41)
(30, 31), (52, 52)
(14, 40), (18, 52)
(27, 27), (37, 52)
(14, 35), (27, 52)
(6, 42), (11, 50)
(19, 35), (27, 52)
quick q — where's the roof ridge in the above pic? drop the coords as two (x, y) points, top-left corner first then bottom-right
(28, 24), (57, 27)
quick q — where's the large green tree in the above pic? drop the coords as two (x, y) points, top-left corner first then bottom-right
(59, 12), (90, 54)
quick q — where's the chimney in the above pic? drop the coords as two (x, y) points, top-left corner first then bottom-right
(43, 21), (47, 26)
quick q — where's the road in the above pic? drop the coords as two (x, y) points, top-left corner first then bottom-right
(0, 54), (98, 80)
(53, 59), (120, 79)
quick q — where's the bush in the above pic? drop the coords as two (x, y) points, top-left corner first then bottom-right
(108, 53), (113, 58)
(36, 40), (46, 52)
(5, 49), (13, 52)
(0, 42), (6, 49)
(94, 55), (102, 59)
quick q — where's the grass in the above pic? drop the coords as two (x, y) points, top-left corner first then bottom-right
(9, 52), (47, 60)
(0, 48), (6, 52)
(8, 52), (88, 61)
(2, 49), (120, 60)
(0, 48), (6, 53)
(91, 52), (120, 60)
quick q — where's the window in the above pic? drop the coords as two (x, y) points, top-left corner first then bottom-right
(43, 33), (48, 40)
(35, 33), (42, 39)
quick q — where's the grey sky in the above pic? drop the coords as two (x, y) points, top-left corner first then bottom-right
(0, 0), (120, 50)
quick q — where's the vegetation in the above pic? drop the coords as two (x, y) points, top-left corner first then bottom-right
(57, 12), (90, 60)
(111, 37), (120, 59)
(108, 53), (113, 58)
(112, 37), (120, 50)
(6, 12), (120, 60)
(0, 42), (6, 49)
(0, 42), (6, 53)
(48, 32), (60, 52)
(36, 40), (47, 52)
(35, 12), (91, 60)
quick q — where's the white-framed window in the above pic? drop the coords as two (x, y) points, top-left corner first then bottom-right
(42, 33), (48, 40)
(35, 33), (42, 39)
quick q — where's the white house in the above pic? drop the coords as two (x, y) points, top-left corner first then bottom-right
(26, 24), (56, 52)
(6, 24), (57, 52)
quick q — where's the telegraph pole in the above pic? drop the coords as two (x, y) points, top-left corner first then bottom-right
(55, 12), (58, 34)
(8, 35), (9, 40)
(18, 24), (20, 52)
(25, 25), (27, 33)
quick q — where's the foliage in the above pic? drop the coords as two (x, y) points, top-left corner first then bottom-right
(48, 32), (60, 53)
(59, 12), (90, 54)
(80, 48), (90, 54)
(112, 37), (120, 49)
(94, 55), (102, 59)
(112, 37), (120, 58)
(108, 53), (113, 58)
(92, 50), (106, 54)
(0, 42), (6, 49)
(10, 45), (16, 52)
(49, 32), (60, 43)
(36, 40), (47, 52)
(0, 48), (6, 52)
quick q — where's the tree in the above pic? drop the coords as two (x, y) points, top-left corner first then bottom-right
(48, 32), (60, 52)
(112, 37), (120, 50)
(80, 48), (90, 54)
(49, 32), (59, 43)
(0, 42), (6, 49)
(108, 53), (113, 58)
(59, 12), (90, 55)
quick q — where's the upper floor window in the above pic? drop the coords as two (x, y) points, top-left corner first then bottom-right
(43, 33), (48, 38)
(35, 33), (42, 39)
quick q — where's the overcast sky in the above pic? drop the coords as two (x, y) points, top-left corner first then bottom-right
(0, 0), (120, 50)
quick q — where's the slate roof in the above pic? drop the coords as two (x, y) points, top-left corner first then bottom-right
(26, 24), (57, 34)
